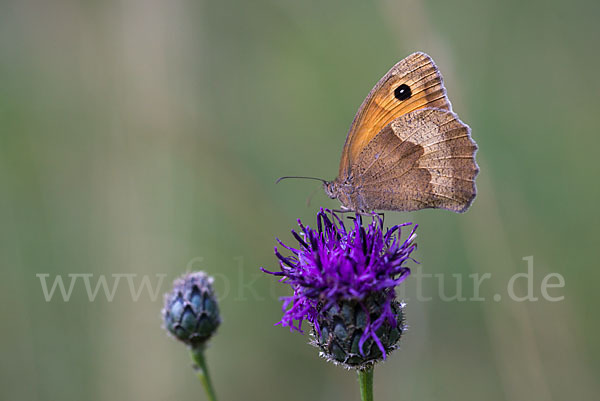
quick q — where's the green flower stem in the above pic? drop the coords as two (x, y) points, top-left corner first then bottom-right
(190, 346), (218, 401)
(358, 365), (374, 401)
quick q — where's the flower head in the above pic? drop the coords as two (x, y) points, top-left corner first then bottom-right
(162, 271), (221, 347)
(262, 209), (417, 368)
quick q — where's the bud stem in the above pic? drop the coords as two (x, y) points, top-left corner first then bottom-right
(190, 346), (218, 401)
(357, 365), (374, 401)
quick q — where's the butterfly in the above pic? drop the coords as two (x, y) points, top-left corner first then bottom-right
(280, 52), (479, 213)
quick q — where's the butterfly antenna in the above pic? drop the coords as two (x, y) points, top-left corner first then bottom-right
(305, 186), (321, 207)
(275, 176), (327, 184)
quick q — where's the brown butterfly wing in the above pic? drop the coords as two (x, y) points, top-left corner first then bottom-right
(348, 108), (478, 213)
(339, 52), (451, 177)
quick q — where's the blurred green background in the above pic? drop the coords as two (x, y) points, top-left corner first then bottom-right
(1, 0), (598, 400)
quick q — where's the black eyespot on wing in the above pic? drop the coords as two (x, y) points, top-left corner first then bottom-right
(394, 84), (412, 101)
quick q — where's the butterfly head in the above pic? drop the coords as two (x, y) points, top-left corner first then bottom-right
(324, 180), (351, 203)
(323, 180), (338, 199)
(324, 179), (358, 211)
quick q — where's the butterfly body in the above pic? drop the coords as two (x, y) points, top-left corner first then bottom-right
(325, 52), (478, 213)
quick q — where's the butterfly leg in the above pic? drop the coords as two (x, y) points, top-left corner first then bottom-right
(330, 208), (353, 214)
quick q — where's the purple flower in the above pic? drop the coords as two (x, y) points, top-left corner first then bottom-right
(262, 209), (417, 367)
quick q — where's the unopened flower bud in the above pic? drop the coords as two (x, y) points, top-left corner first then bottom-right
(162, 271), (220, 347)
